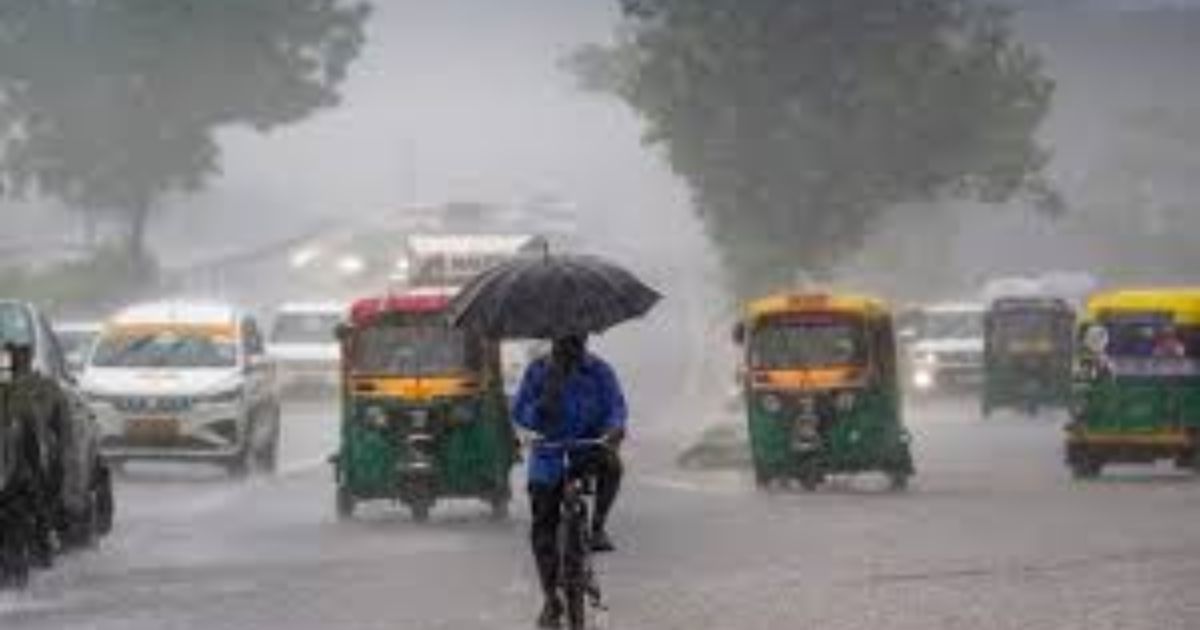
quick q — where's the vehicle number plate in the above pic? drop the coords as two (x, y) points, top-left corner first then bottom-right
(125, 417), (181, 441)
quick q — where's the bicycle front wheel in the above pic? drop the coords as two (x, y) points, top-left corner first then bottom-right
(562, 507), (590, 629)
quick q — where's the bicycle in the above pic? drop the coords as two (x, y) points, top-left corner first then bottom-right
(535, 438), (608, 630)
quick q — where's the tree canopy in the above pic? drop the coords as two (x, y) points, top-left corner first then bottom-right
(0, 0), (370, 258)
(571, 0), (1058, 296)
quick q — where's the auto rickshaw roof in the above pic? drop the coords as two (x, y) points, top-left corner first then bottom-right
(349, 287), (459, 327)
(745, 292), (889, 322)
(1084, 288), (1200, 325)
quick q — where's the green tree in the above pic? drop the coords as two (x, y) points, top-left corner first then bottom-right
(0, 0), (370, 260)
(571, 0), (1058, 296)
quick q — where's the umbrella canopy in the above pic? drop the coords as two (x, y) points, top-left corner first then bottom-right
(449, 254), (661, 339)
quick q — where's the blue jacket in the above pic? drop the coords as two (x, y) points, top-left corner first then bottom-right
(512, 354), (627, 484)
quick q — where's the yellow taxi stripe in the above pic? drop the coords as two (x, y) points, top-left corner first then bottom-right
(748, 367), (865, 391)
(349, 376), (478, 400)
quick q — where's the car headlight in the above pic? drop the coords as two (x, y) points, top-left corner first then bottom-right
(913, 370), (934, 390)
(364, 405), (389, 428)
(759, 393), (784, 414)
(408, 409), (430, 430)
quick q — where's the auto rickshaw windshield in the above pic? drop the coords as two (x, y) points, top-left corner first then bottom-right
(352, 324), (482, 376)
(1098, 316), (1200, 359)
(749, 316), (867, 370)
(991, 313), (1065, 353)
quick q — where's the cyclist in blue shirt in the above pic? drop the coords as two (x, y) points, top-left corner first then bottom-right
(512, 334), (626, 628)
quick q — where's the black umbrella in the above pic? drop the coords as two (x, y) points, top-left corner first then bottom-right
(449, 253), (661, 339)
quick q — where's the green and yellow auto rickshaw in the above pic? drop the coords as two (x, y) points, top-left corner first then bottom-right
(330, 288), (515, 521)
(982, 297), (1075, 417)
(1067, 288), (1200, 479)
(733, 292), (914, 490)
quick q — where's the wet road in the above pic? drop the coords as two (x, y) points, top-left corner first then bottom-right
(5, 397), (1200, 629)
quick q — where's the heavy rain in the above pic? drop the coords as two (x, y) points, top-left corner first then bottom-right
(2, 1), (1200, 628)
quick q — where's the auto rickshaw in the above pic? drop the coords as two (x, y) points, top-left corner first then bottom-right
(982, 297), (1075, 417)
(330, 288), (516, 521)
(1066, 288), (1200, 479)
(733, 292), (914, 490)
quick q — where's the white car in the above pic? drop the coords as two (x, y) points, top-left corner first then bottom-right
(266, 302), (345, 395)
(81, 301), (281, 476)
(904, 303), (986, 395)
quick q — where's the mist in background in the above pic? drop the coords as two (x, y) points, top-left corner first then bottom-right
(6, 0), (1200, 437)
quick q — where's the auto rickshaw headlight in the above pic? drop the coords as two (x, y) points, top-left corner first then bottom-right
(794, 416), (819, 437)
(364, 405), (389, 428)
(759, 393), (784, 414)
(449, 401), (475, 424)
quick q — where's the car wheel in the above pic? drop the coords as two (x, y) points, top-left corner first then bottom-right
(227, 444), (252, 479)
(256, 414), (280, 475)
(95, 463), (114, 537)
(61, 498), (97, 550)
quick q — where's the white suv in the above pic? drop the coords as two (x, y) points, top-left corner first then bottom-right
(904, 303), (986, 395)
(266, 302), (344, 396)
(81, 301), (281, 476)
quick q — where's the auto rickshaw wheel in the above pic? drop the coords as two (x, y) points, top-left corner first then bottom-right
(798, 469), (823, 492)
(1070, 457), (1103, 480)
(753, 465), (771, 489)
(887, 470), (910, 492)
(335, 486), (355, 520)
(489, 497), (510, 521)
(411, 501), (431, 523)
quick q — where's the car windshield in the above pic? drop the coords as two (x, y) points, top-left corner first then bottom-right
(56, 328), (97, 352)
(749, 317), (866, 369)
(352, 325), (480, 376)
(271, 312), (340, 344)
(0, 304), (33, 347)
(919, 311), (984, 340)
(91, 329), (238, 368)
